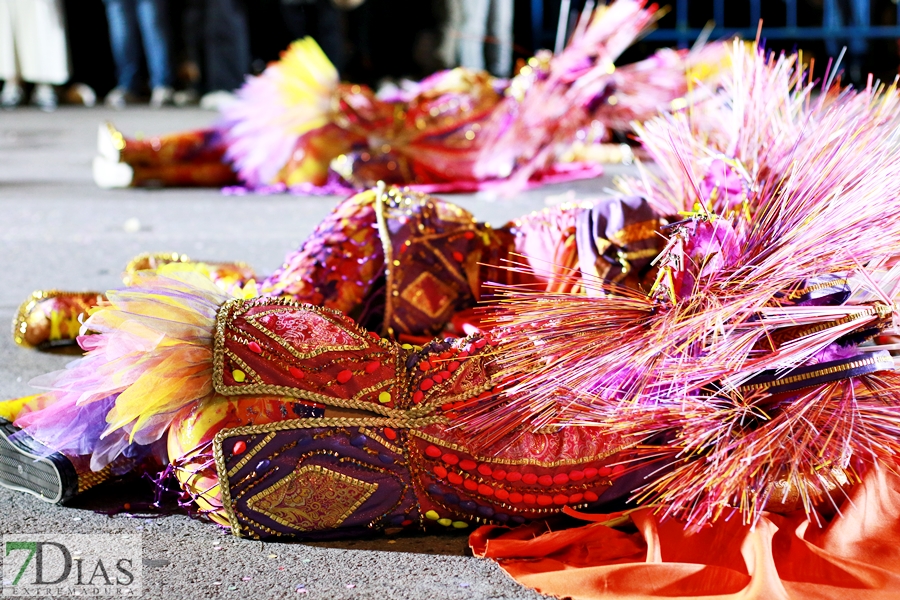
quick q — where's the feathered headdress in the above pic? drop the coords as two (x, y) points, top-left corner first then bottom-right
(465, 41), (900, 528)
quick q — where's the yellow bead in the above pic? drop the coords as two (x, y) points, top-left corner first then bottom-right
(437, 518), (452, 527)
(424, 510), (440, 520)
(401, 344), (413, 350)
(378, 392), (392, 404)
(451, 521), (468, 529)
(232, 369), (246, 383)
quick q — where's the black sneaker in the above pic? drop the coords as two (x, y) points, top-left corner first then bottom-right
(0, 418), (77, 504)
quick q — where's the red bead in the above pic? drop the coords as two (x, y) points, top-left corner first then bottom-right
(553, 494), (568, 505)
(439, 352), (451, 359)
(537, 475), (554, 487)
(458, 351), (469, 358)
(439, 370), (451, 380)
(401, 520), (413, 527)
(337, 369), (353, 384)
(448, 361), (460, 371)
(583, 491), (599, 502)
(505, 472), (522, 483)
(459, 459), (476, 471)
(464, 231), (475, 239)
(553, 473), (570, 485)
(448, 472), (463, 484)
(420, 378), (434, 391)
(569, 470), (584, 482)
(384, 428), (397, 440)
(452, 251), (464, 262)
(494, 488), (509, 501)
(433, 375), (443, 384)
(477, 484), (494, 497)
(413, 390), (425, 403)
(509, 492), (523, 503)
(522, 473), (538, 485)
(537, 495), (553, 506)
(474, 338), (488, 348)
(368, 331), (380, 340)
(425, 445), (442, 458)
(463, 479), (478, 491)
(232, 440), (247, 455)
(492, 469), (507, 481)
(247, 341), (262, 354)
(523, 494), (537, 505)
(365, 361), (379, 374)
(442, 453), (459, 465)
(419, 361), (432, 371)
(568, 493), (583, 504)
(441, 403), (455, 412)
(288, 366), (305, 379)
(612, 465), (625, 475)
(598, 466), (611, 476)
(584, 467), (599, 478)
(434, 466), (448, 478)
(477, 464), (492, 477)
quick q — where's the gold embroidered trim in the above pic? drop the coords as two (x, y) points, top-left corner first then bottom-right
(243, 306), (370, 360)
(12, 289), (104, 348)
(738, 353), (894, 393)
(226, 432), (276, 478)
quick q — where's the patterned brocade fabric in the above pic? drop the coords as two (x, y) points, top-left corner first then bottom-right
(202, 296), (640, 540)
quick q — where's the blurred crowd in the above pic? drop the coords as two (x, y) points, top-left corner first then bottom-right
(0, 0), (530, 111)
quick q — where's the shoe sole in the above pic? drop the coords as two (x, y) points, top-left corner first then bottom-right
(93, 155), (134, 189)
(0, 418), (77, 504)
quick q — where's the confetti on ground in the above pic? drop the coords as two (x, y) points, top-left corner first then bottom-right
(268, 553), (278, 558)
(460, 583), (470, 588)
(347, 584), (356, 589)
(242, 577), (252, 581)
(212, 582), (221, 586)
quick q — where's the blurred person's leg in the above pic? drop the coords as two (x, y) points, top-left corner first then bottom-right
(436, 0), (462, 68)
(486, 0), (512, 77)
(203, 0), (249, 95)
(135, 0), (173, 105)
(459, 0), (489, 72)
(0, 0), (24, 107)
(103, 0), (141, 93)
(15, 0), (70, 86)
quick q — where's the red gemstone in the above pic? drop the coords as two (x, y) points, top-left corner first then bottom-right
(612, 465), (625, 475)
(477, 484), (494, 497)
(401, 520), (413, 526)
(568, 493), (584, 504)
(522, 473), (538, 485)
(420, 378), (434, 391)
(452, 251), (464, 262)
(553, 473), (570, 485)
(434, 466), (448, 478)
(365, 361), (380, 373)
(584, 467), (599, 478)
(464, 231), (475, 240)
(569, 470), (584, 481)
(459, 459), (476, 471)
(463, 479), (478, 491)
(448, 472), (463, 484)
(439, 370), (451, 380)
(448, 361), (460, 371)
(537, 475), (554, 487)
(536, 495), (553, 506)
(232, 440), (247, 455)
(505, 472), (522, 483)
(425, 445), (442, 458)
(492, 469), (507, 481)
(442, 453), (459, 465)
(368, 331), (380, 340)
(419, 361), (432, 371)
(248, 341), (262, 354)
(494, 489), (510, 501)
(337, 369), (353, 384)
(598, 466), (611, 476)
(477, 464), (492, 477)
(509, 492), (523, 503)
(433, 375), (443, 384)
(288, 366), (305, 379)
(523, 494), (537, 505)
(553, 494), (568, 505)
(384, 428), (397, 440)
(458, 350), (468, 358)
(474, 338), (488, 348)
(413, 390), (424, 403)
(583, 491), (599, 502)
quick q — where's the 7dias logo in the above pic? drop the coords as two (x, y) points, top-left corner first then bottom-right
(2, 534), (142, 597)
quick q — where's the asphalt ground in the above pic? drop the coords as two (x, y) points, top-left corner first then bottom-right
(0, 105), (636, 600)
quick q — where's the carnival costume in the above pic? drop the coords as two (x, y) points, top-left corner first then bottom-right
(7, 41), (900, 600)
(92, 0), (723, 193)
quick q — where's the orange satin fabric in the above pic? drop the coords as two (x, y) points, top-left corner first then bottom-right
(471, 463), (900, 600)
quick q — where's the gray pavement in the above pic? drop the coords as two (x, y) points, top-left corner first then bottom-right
(0, 106), (633, 599)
